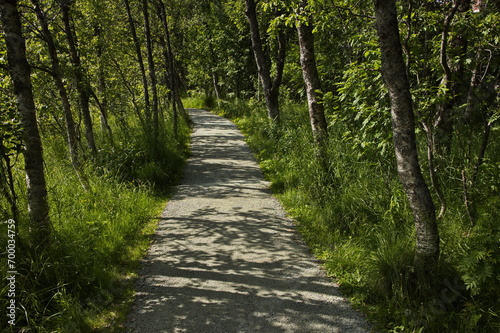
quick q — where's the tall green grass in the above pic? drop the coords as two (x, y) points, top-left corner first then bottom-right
(215, 98), (500, 332)
(183, 91), (217, 110)
(0, 116), (189, 331)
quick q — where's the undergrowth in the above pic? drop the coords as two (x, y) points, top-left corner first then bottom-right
(214, 97), (500, 333)
(0, 117), (189, 331)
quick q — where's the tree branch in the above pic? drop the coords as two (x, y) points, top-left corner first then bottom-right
(30, 64), (55, 76)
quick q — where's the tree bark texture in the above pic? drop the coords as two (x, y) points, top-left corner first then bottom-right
(60, 1), (97, 155)
(374, 0), (440, 268)
(1, 0), (51, 246)
(245, 0), (280, 121)
(297, 0), (328, 153)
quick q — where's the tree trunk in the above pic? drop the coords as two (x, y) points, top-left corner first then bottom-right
(1, 0), (51, 246)
(60, 0), (97, 156)
(212, 72), (221, 100)
(0, 148), (19, 221)
(142, 0), (159, 141)
(110, 57), (146, 132)
(433, 0), (464, 156)
(156, 0), (179, 136)
(95, 24), (113, 141)
(32, 0), (82, 177)
(125, 0), (151, 123)
(245, 0), (280, 121)
(374, 0), (440, 269)
(296, 0), (328, 157)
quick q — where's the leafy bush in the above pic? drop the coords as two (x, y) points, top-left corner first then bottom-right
(0, 115), (189, 331)
(217, 98), (500, 332)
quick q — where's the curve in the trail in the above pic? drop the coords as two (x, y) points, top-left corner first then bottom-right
(125, 109), (371, 333)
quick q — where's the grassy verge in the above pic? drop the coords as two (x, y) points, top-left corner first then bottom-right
(0, 118), (190, 331)
(214, 98), (500, 333)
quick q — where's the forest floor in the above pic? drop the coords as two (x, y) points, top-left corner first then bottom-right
(125, 109), (371, 332)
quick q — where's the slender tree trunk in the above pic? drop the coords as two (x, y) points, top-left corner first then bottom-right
(1, 0), (51, 246)
(171, 60), (188, 123)
(125, 0), (151, 123)
(464, 47), (483, 123)
(142, 0), (159, 141)
(156, 0), (179, 136)
(245, 0), (280, 121)
(273, 28), (287, 100)
(110, 57), (147, 132)
(32, 0), (82, 176)
(0, 149), (19, 221)
(433, 0), (465, 155)
(59, 0), (97, 156)
(374, 0), (440, 269)
(296, 0), (328, 158)
(212, 72), (221, 100)
(423, 124), (446, 219)
(95, 25), (113, 141)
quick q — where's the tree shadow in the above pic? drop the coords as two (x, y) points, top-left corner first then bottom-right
(126, 109), (370, 332)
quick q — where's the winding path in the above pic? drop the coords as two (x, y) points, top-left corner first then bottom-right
(125, 109), (371, 332)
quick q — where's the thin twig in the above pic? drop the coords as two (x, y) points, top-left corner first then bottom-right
(462, 170), (474, 226)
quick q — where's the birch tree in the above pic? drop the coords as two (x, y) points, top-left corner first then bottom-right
(1, 0), (51, 246)
(374, 0), (440, 269)
(245, 0), (286, 121)
(296, 0), (328, 161)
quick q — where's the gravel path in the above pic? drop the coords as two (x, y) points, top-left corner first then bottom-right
(125, 109), (371, 332)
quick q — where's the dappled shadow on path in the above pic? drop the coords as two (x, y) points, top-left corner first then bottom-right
(130, 207), (368, 332)
(126, 109), (370, 332)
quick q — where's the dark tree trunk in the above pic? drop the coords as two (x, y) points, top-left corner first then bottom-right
(60, 0), (97, 156)
(245, 0), (280, 121)
(95, 24), (113, 141)
(1, 0), (51, 246)
(0, 148), (19, 221)
(464, 47), (483, 124)
(125, 0), (151, 123)
(156, 1), (185, 138)
(110, 57), (146, 131)
(32, 0), (82, 177)
(156, 0), (179, 136)
(142, 0), (159, 141)
(374, 0), (440, 269)
(433, 0), (465, 155)
(296, 0), (328, 156)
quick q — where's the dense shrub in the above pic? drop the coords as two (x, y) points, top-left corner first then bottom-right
(216, 98), (500, 332)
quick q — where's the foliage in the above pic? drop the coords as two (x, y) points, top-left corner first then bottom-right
(216, 98), (500, 332)
(0, 115), (189, 331)
(1, 0), (190, 330)
(0, 75), (23, 221)
(1, 0), (499, 331)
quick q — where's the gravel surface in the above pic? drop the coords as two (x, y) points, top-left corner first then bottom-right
(125, 109), (371, 332)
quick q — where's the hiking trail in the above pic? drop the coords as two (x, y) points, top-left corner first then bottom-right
(125, 109), (371, 332)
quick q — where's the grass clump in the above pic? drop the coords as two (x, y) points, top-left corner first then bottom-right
(215, 97), (500, 332)
(0, 117), (189, 331)
(183, 91), (217, 110)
